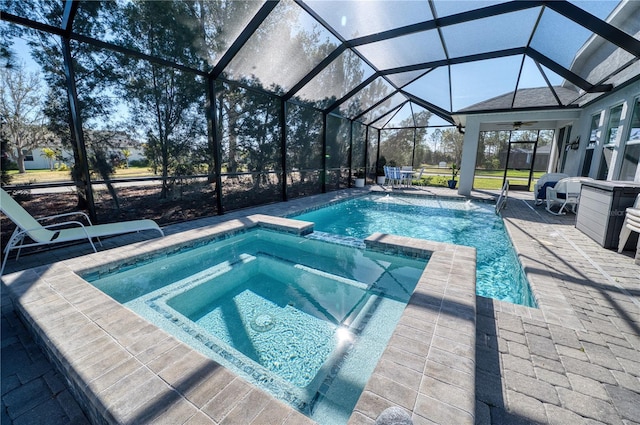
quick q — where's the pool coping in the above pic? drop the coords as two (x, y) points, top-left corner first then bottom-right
(2, 213), (478, 424)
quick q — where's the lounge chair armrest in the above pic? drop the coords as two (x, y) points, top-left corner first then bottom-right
(4, 220), (96, 258)
(5, 220), (91, 249)
(41, 220), (89, 230)
(16, 220), (90, 237)
(625, 207), (640, 219)
(36, 211), (93, 226)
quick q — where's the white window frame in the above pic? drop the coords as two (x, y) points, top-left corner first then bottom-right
(617, 96), (640, 182)
(597, 103), (624, 180)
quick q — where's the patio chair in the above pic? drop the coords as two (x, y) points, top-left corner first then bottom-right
(413, 167), (425, 186)
(618, 194), (640, 253)
(387, 166), (400, 187)
(1, 188), (164, 276)
(534, 172), (568, 205)
(382, 166), (392, 186)
(400, 166), (413, 187)
(545, 177), (590, 215)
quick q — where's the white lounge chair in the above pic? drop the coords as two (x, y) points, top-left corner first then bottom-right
(534, 173), (568, 205)
(618, 194), (640, 253)
(1, 188), (164, 276)
(545, 177), (590, 215)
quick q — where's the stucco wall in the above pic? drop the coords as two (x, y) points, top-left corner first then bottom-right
(563, 80), (640, 181)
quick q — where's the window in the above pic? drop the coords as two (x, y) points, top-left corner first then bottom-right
(558, 125), (572, 172)
(597, 104), (623, 179)
(605, 104), (623, 145)
(619, 98), (640, 181)
(22, 149), (34, 161)
(581, 112), (601, 177)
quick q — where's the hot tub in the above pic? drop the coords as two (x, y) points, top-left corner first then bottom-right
(87, 228), (427, 424)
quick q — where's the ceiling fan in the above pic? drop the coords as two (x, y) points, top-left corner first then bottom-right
(498, 121), (537, 130)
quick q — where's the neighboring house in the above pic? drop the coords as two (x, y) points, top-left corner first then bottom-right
(496, 144), (551, 171)
(23, 148), (56, 170)
(21, 131), (146, 170)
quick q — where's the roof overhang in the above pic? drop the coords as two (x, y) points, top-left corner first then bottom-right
(452, 108), (582, 132)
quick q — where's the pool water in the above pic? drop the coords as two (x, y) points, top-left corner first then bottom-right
(87, 229), (427, 424)
(293, 194), (536, 307)
(165, 253), (371, 388)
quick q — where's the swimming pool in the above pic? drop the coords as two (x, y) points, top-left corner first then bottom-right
(292, 194), (536, 307)
(87, 228), (427, 424)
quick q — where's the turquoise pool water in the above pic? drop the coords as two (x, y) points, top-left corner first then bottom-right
(293, 194), (536, 307)
(87, 229), (427, 424)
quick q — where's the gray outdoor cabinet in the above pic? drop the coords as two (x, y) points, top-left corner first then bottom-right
(576, 181), (640, 250)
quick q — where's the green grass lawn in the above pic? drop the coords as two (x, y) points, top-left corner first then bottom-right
(411, 177), (512, 190)
(473, 177), (518, 190)
(475, 170), (545, 179)
(7, 167), (154, 184)
(9, 166), (534, 192)
(413, 174), (533, 191)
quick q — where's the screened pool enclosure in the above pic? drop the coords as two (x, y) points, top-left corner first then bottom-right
(1, 0), (639, 224)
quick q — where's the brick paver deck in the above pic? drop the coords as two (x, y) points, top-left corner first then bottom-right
(477, 193), (640, 425)
(1, 186), (638, 424)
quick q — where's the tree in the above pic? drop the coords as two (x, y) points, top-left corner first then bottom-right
(121, 149), (131, 168)
(1, 1), (17, 186)
(210, 1), (341, 190)
(1, 120), (12, 186)
(115, 0), (206, 198)
(230, 91), (281, 190)
(479, 131), (510, 169)
(285, 102), (323, 185)
(378, 111), (432, 167)
(431, 127), (464, 166)
(0, 64), (47, 173)
(12, 0), (121, 209)
(0, 6), (18, 69)
(413, 134), (433, 166)
(40, 147), (56, 170)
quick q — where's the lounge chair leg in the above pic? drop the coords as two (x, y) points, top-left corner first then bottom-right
(546, 206), (565, 216)
(546, 199), (569, 216)
(0, 235), (21, 277)
(618, 226), (631, 253)
(86, 237), (98, 253)
(558, 202), (567, 215)
(1, 249), (10, 277)
(12, 236), (25, 262)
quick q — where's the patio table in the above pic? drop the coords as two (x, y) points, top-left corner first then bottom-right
(399, 169), (413, 187)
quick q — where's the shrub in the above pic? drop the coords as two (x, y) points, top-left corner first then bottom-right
(3, 160), (18, 170)
(128, 159), (150, 167)
(423, 176), (448, 187)
(376, 156), (387, 176)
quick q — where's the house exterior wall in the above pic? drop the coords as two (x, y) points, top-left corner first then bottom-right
(21, 147), (146, 170)
(22, 150), (51, 170)
(563, 80), (640, 182)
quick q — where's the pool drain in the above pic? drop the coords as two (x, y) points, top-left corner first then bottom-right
(251, 313), (275, 332)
